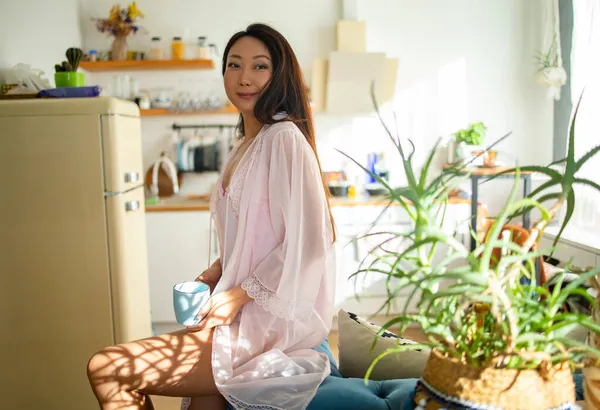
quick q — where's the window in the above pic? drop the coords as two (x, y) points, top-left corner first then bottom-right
(568, 0), (600, 228)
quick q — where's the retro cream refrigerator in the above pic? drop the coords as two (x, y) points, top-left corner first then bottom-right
(0, 97), (153, 409)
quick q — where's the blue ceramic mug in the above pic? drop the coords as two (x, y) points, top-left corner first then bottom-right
(173, 281), (211, 326)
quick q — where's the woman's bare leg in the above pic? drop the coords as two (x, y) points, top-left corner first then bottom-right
(87, 328), (220, 410)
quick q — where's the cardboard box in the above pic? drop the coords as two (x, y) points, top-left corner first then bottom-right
(336, 20), (366, 53)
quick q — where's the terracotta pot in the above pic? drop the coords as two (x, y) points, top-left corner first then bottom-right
(111, 35), (128, 61)
(413, 349), (576, 409)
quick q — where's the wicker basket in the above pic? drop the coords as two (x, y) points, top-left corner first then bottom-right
(414, 349), (576, 410)
(585, 304), (600, 409)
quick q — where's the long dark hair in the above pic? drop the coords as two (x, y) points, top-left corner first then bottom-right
(222, 23), (335, 241)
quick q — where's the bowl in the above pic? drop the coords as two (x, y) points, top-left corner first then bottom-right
(328, 181), (349, 197)
(365, 183), (388, 197)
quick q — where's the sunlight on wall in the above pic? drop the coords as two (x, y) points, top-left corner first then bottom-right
(316, 57), (470, 192)
(437, 58), (469, 138)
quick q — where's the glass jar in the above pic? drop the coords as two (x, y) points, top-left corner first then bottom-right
(195, 36), (210, 59)
(149, 37), (164, 60)
(171, 37), (185, 60)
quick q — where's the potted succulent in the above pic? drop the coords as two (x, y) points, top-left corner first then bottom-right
(94, 2), (145, 61)
(453, 122), (487, 163)
(54, 48), (84, 88)
(342, 91), (600, 409)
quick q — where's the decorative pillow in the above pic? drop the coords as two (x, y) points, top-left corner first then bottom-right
(337, 309), (430, 380)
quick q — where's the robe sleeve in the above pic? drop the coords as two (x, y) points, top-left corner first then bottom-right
(241, 125), (333, 321)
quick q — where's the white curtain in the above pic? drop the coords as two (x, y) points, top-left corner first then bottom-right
(569, 0), (600, 228)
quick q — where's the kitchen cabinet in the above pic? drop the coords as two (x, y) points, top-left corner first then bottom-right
(145, 202), (472, 322)
(331, 203), (471, 316)
(146, 210), (218, 323)
(540, 226), (600, 272)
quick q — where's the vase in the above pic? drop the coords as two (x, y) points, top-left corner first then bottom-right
(413, 349), (576, 409)
(111, 35), (128, 61)
(454, 141), (469, 163)
(54, 72), (84, 88)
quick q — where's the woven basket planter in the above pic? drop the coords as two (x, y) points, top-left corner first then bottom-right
(413, 349), (577, 410)
(584, 310), (600, 409)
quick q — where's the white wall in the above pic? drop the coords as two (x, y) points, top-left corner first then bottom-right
(78, 0), (340, 183)
(0, 0), (82, 83)
(359, 0), (553, 166)
(319, 0), (554, 214)
(76, 0), (552, 214)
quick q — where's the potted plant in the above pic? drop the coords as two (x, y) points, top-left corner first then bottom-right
(341, 92), (600, 409)
(453, 122), (487, 163)
(535, 35), (567, 101)
(94, 2), (144, 61)
(54, 48), (84, 87)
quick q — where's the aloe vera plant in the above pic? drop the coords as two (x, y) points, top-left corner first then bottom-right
(340, 89), (600, 374)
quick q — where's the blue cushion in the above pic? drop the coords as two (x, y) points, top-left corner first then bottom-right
(308, 377), (418, 410)
(314, 338), (343, 378)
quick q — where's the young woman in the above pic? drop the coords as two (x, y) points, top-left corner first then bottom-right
(87, 23), (337, 410)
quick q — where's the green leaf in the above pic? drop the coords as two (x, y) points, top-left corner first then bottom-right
(419, 138), (442, 190)
(551, 189), (575, 250)
(480, 169), (521, 273)
(526, 179), (561, 200)
(364, 344), (433, 382)
(551, 266), (600, 313)
(574, 178), (600, 192)
(548, 157), (567, 167)
(576, 146), (600, 172)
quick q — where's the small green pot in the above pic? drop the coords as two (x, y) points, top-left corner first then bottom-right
(54, 72), (84, 88)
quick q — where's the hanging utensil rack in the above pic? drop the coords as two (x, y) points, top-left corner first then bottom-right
(172, 123), (238, 132)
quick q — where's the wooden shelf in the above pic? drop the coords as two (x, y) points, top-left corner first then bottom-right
(79, 59), (215, 72)
(140, 105), (238, 116)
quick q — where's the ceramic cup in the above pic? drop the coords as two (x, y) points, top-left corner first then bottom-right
(173, 281), (210, 326)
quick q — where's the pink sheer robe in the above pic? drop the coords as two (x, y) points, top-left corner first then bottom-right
(182, 120), (336, 410)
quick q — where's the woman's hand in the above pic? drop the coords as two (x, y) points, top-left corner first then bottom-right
(186, 285), (252, 332)
(195, 259), (222, 293)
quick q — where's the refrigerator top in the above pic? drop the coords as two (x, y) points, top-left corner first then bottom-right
(0, 97), (140, 118)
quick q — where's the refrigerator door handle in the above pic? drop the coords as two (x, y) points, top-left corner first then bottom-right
(125, 200), (140, 212)
(124, 171), (140, 183)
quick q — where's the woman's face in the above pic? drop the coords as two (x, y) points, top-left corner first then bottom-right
(224, 36), (273, 115)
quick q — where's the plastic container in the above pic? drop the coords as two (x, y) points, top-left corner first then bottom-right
(89, 50), (97, 62)
(171, 37), (185, 60)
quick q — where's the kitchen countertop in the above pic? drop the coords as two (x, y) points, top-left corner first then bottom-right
(145, 194), (471, 213)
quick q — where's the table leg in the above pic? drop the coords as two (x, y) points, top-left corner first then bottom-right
(523, 175), (532, 229)
(470, 176), (478, 252)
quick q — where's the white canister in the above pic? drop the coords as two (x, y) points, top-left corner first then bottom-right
(195, 36), (211, 59)
(139, 95), (151, 110)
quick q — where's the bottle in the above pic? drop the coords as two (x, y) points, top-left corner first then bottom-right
(374, 152), (389, 181)
(89, 50), (98, 62)
(348, 184), (356, 200)
(366, 152), (378, 183)
(171, 37), (185, 60)
(149, 37), (164, 60)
